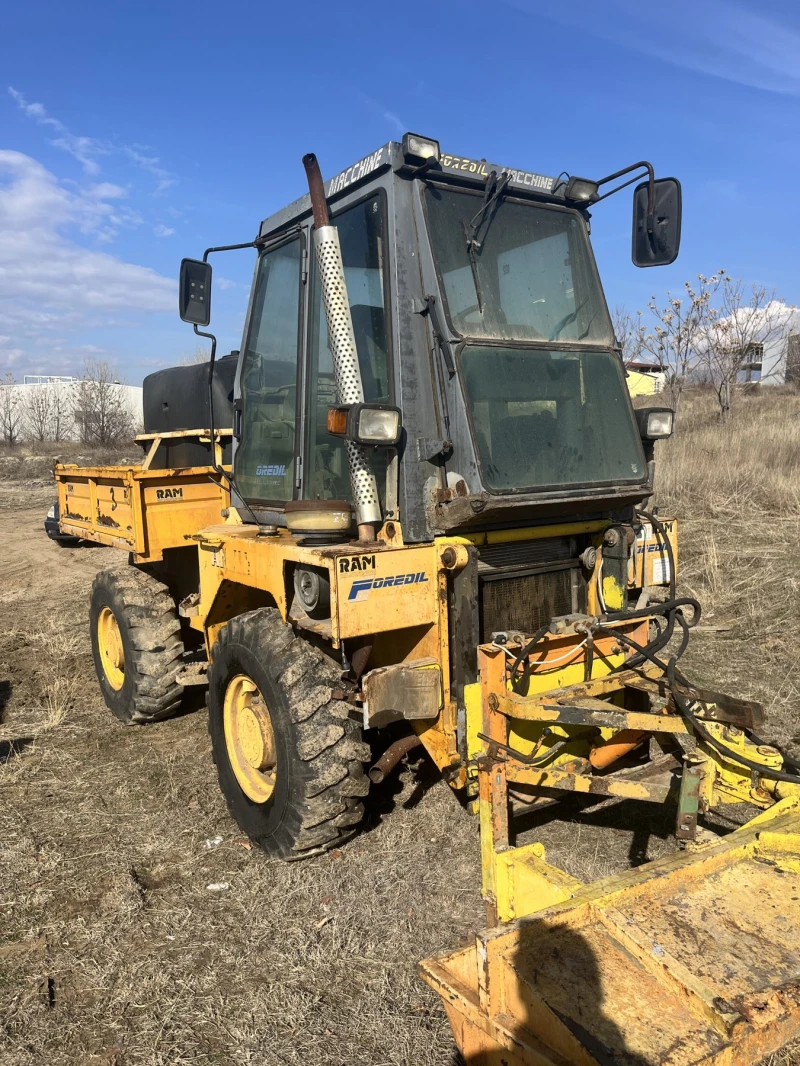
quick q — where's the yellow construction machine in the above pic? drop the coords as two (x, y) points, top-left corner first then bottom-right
(56, 137), (800, 1065)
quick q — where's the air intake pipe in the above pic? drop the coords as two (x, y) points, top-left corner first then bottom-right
(302, 152), (380, 543)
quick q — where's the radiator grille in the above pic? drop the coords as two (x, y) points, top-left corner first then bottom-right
(481, 569), (573, 637)
(477, 537), (573, 574)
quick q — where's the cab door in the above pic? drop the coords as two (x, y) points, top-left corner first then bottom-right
(234, 234), (305, 507)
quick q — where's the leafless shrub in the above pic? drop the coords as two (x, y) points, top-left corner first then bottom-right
(22, 380), (75, 442)
(611, 305), (648, 366)
(75, 357), (135, 446)
(642, 273), (723, 413)
(0, 372), (25, 446)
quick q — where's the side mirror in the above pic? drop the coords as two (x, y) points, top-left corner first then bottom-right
(179, 258), (212, 326)
(632, 178), (682, 268)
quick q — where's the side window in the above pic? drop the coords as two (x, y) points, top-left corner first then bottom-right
(235, 239), (301, 503)
(305, 195), (390, 503)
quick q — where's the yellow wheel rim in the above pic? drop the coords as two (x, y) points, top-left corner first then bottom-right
(223, 674), (277, 803)
(97, 606), (125, 690)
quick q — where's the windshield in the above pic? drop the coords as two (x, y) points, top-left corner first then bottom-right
(425, 186), (612, 344)
(461, 347), (646, 493)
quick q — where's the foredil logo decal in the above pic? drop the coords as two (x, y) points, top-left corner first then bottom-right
(348, 572), (428, 602)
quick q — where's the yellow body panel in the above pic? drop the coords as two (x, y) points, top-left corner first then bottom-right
(628, 515), (679, 590)
(56, 463), (230, 560)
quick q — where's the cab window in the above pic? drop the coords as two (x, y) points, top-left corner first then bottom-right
(235, 238), (302, 503)
(305, 195), (390, 503)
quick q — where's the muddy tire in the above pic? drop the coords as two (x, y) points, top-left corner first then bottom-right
(89, 568), (185, 725)
(207, 608), (370, 859)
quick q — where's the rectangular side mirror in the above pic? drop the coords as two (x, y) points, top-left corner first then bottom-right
(632, 178), (682, 268)
(179, 258), (212, 326)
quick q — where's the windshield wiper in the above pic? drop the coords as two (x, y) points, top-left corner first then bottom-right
(462, 171), (511, 314)
(466, 170), (511, 252)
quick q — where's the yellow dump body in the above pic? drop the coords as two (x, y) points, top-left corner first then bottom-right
(55, 458), (229, 562)
(422, 799), (800, 1066)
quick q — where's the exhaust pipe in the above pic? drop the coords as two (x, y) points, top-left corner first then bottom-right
(302, 152), (380, 544)
(369, 734), (423, 784)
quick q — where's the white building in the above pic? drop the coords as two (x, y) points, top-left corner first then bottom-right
(4, 376), (143, 442)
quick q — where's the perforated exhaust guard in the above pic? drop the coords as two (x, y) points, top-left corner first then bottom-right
(312, 224), (381, 528)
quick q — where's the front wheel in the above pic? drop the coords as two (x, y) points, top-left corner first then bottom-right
(207, 608), (370, 858)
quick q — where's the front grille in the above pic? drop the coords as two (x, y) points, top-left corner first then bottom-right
(477, 537), (573, 574)
(481, 569), (573, 637)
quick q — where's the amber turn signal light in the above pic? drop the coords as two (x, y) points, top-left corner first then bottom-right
(326, 407), (349, 436)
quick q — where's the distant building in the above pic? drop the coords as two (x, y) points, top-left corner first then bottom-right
(736, 343), (763, 385)
(4, 376), (143, 441)
(625, 359), (666, 397)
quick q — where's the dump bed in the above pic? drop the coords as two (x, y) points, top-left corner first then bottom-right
(422, 799), (800, 1066)
(54, 430), (230, 561)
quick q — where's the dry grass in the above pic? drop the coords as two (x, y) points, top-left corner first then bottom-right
(658, 387), (800, 518)
(654, 387), (800, 746)
(1, 388), (800, 1064)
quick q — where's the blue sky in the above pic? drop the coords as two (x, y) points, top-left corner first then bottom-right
(1, 0), (798, 384)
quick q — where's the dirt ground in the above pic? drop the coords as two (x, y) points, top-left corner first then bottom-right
(1, 473), (798, 1065)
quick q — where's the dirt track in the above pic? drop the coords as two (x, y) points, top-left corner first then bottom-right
(1, 479), (797, 1065)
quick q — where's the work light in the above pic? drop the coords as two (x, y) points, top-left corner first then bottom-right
(402, 133), (440, 164)
(327, 403), (402, 446)
(564, 176), (600, 204)
(636, 407), (674, 440)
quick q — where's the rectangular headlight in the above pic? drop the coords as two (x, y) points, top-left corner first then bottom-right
(635, 407), (674, 440)
(355, 405), (401, 445)
(402, 133), (440, 164)
(564, 176), (600, 204)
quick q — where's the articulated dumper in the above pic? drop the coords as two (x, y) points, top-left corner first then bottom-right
(56, 135), (800, 1065)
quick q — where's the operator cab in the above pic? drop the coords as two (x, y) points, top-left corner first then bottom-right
(179, 135), (680, 542)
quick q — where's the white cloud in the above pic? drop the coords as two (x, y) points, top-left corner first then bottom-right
(9, 88), (179, 193)
(124, 146), (177, 195)
(9, 87), (108, 174)
(505, 0), (800, 95)
(154, 223), (175, 238)
(0, 151), (174, 374)
(217, 277), (236, 290)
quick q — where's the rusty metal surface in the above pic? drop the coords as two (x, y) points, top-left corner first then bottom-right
(421, 803), (800, 1065)
(368, 734), (423, 784)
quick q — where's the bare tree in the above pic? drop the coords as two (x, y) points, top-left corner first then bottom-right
(22, 380), (76, 442)
(0, 373), (25, 447)
(23, 384), (53, 442)
(611, 306), (648, 367)
(701, 278), (796, 421)
(643, 274), (723, 414)
(50, 381), (75, 442)
(75, 358), (135, 446)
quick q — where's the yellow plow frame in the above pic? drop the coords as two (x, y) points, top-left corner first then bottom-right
(422, 628), (800, 1065)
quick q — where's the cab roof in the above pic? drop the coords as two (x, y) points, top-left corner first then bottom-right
(258, 138), (564, 240)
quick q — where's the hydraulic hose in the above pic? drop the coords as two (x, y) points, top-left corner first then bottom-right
(587, 620), (800, 784)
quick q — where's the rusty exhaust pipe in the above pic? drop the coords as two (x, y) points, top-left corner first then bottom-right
(302, 152), (380, 545)
(369, 734), (423, 784)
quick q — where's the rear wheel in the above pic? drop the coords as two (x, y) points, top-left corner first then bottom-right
(89, 568), (185, 724)
(208, 608), (370, 858)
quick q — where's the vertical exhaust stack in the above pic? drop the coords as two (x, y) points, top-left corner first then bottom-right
(303, 152), (381, 544)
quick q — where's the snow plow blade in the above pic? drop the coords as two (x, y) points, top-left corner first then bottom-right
(421, 802), (800, 1066)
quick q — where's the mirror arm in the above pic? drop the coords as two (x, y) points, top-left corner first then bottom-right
(592, 160), (657, 251)
(201, 240), (258, 263)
